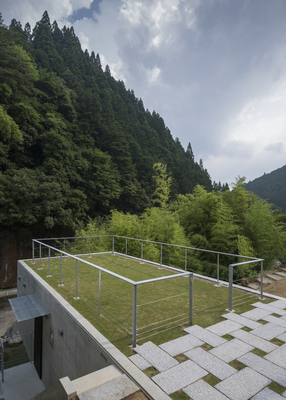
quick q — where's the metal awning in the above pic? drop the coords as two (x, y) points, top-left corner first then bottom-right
(9, 294), (50, 322)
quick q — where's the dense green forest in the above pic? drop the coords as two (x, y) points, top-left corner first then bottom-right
(0, 11), (212, 232)
(75, 170), (286, 280)
(246, 165), (286, 212)
(0, 11), (285, 287)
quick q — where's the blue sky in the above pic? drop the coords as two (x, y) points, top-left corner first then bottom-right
(2, 0), (286, 185)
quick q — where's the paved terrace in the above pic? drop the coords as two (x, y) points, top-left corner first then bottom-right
(129, 299), (286, 399)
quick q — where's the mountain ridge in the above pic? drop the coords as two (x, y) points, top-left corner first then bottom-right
(246, 165), (286, 212)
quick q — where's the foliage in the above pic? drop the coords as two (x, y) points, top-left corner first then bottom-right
(246, 165), (286, 212)
(0, 11), (212, 239)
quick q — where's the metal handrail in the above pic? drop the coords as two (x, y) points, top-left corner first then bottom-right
(1, 338), (4, 383)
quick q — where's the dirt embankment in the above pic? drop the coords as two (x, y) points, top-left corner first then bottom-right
(264, 279), (286, 298)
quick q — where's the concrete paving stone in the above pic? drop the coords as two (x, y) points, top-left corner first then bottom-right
(221, 312), (262, 329)
(251, 387), (284, 399)
(264, 343), (286, 368)
(241, 308), (272, 321)
(184, 346), (236, 380)
(264, 315), (286, 328)
(238, 352), (286, 387)
(183, 379), (229, 400)
(231, 329), (278, 353)
(271, 300), (286, 310)
(128, 354), (152, 370)
(159, 333), (204, 356)
(78, 374), (139, 400)
(252, 302), (286, 316)
(206, 320), (243, 336)
(282, 389), (286, 398)
(183, 324), (227, 347)
(215, 367), (271, 400)
(209, 338), (254, 363)
(276, 332), (286, 342)
(151, 359), (208, 394)
(134, 341), (179, 372)
(251, 322), (286, 340)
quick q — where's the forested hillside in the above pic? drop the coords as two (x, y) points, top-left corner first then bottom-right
(0, 11), (212, 287)
(246, 165), (286, 212)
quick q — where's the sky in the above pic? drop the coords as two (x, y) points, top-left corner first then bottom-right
(1, 0), (286, 185)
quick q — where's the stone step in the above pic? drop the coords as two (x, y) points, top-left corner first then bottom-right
(266, 274), (284, 281)
(72, 365), (122, 395)
(248, 283), (260, 290)
(257, 276), (276, 284)
(273, 271), (286, 278)
(77, 374), (140, 400)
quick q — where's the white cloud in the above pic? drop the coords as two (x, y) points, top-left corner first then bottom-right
(1, 0), (94, 27)
(3, 0), (286, 185)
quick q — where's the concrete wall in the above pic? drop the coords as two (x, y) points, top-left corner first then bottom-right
(17, 260), (170, 400)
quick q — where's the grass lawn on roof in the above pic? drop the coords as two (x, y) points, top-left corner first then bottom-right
(27, 253), (265, 357)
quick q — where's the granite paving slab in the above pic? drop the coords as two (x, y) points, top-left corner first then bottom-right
(251, 387), (284, 399)
(128, 354), (152, 370)
(134, 341), (179, 372)
(183, 324), (227, 347)
(209, 338), (254, 363)
(264, 343), (286, 368)
(241, 308), (272, 321)
(151, 360), (208, 394)
(206, 320), (243, 336)
(184, 346), (236, 380)
(159, 333), (204, 356)
(215, 367), (271, 400)
(264, 315), (286, 328)
(271, 300), (286, 310)
(221, 312), (262, 329)
(252, 302), (286, 316)
(238, 352), (286, 386)
(78, 374), (139, 400)
(231, 329), (278, 353)
(251, 322), (286, 340)
(276, 332), (286, 342)
(183, 379), (229, 400)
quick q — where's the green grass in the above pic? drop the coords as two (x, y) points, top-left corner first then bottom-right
(268, 382), (286, 395)
(27, 253), (269, 356)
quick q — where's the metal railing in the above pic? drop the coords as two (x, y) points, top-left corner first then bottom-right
(32, 239), (193, 347)
(0, 338), (4, 387)
(31, 235), (264, 343)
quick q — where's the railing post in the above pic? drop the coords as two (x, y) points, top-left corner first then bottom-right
(75, 260), (79, 299)
(185, 248), (187, 272)
(38, 244), (42, 270)
(189, 273), (193, 325)
(112, 236), (114, 255)
(216, 253), (220, 286)
(47, 247), (51, 277)
(60, 254), (63, 286)
(125, 238), (127, 257)
(64, 239), (66, 261)
(32, 240), (35, 264)
(98, 270), (101, 317)
(228, 264), (233, 311)
(160, 244), (162, 268)
(132, 284), (137, 348)
(1, 338), (4, 383)
(260, 260), (264, 300)
(88, 237), (91, 258)
(140, 241), (144, 264)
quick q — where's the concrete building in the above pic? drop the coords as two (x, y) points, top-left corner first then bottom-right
(9, 260), (170, 400)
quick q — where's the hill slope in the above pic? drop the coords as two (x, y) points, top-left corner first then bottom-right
(0, 11), (212, 235)
(246, 165), (286, 211)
